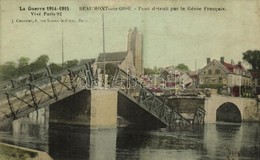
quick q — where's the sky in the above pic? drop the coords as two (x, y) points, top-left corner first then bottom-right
(0, 0), (259, 70)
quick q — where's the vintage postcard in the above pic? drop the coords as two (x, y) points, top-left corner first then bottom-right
(0, 0), (259, 159)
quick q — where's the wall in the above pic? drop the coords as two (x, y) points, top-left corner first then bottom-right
(134, 32), (143, 77)
(90, 89), (118, 129)
(119, 50), (136, 75)
(204, 95), (260, 123)
(199, 60), (228, 85)
(0, 142), (52, 160)
(49, 89), (118, 128)
(243, 100), (260, 122)
(49, 90), (91, 126)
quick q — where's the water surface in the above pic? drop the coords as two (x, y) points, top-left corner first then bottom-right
(0, 115), (259, 160)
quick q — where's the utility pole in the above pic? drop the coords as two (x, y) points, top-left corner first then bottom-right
(102, 14), (106, 88)
(174, 69), (177, 95)
(240, 76), (242, 97)
(195, 59), (197, 74)
(195, 59), (197, 88)
(61, 26), (64, 67)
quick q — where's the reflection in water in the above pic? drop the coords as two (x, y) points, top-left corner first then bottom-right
(90, 129), (117, 160)
(0, 110), (259, 160)
(116, 126), (206, 160)
(0, 108), (49, 152)
(49, 124), (90, 160)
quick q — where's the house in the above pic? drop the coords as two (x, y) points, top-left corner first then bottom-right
(160, 66), (196, 89)
(198, 57), (252, 96)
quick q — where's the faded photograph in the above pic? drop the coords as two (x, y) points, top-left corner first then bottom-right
(0, 0), (259, 159)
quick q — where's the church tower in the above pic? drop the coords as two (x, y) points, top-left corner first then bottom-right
(127, 27), (144, 77)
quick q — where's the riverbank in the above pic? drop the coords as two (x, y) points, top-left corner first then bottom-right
(0, 142), (52, 160)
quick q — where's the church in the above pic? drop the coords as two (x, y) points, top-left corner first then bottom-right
(93, 27), (144, 78)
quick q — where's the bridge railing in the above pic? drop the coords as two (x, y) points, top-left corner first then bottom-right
(112, 68), (191, 129)
(0, 68), (51, 94)
(0, 63), (93, 121)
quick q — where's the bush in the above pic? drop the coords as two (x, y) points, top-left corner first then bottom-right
(198, 83), (225, 89)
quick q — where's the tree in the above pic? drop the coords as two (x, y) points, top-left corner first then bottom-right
(29, 55), (49, 71)
(144, 67), (155, 75)
(18, 57), (30, 75)
(49, 63), (63, 74)
(65, 59), (79, 68)
(1, 61), (17, 79)
(242, 50), (260, 71)
(0, 65), (3, 80)
(35, 55), (49, 67)
(176, 63), (189, 71)
(18, 57), (30, 68)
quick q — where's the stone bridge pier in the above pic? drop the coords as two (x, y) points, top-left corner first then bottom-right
(49, 89), (118, 129)
(205, 95), (260, 123)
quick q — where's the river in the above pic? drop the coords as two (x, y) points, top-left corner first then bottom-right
(0, 109), (259, 160)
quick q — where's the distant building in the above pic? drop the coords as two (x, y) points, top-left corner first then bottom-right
(127, 27), (144, 77)
(198, 57), (252, 96)
(93, 51), (132, 75)
(158, 66), (195, 89)
(93, 27), (143, 77)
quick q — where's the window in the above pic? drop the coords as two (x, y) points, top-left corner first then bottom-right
(215, 69), (220, 74)
(208, 69), (212, 75)
(258, 79), (260, 86)
(219, 77), (223, 83)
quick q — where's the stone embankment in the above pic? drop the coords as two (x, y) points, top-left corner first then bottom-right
(0, 142), (52, 160)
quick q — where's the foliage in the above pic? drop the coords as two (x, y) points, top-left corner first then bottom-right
(36, 55), (49, 65)
(0, 55), (50, 80)
(144, 67), (156, 75)
(18, 57), (30, 75)
(49, 63), (63, 74)
(176, 63), (189, 71)
(65, 59), (79, 68)
(199, 83), (225, 89)
(0, 61), (17, 80)
(242, 50), (260, 71)
(18, 57), (30, 68)
(29, 55), (49, 72)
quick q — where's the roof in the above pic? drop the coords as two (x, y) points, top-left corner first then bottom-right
(96, 52), (127, 63)
(199, 59), (251, 77)
(223, 62), (234, 73)
(148, 87), (164, 93)
(79, 58), (96, 65)
(249, 71), (260, 78)
(223, 62), (247, 73)
(95, 62), (121, 70)
(199, 59), (230, 74)
(189, 74), (198, 79)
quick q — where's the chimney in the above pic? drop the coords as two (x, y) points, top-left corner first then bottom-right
(207, 58), (211, 64)
(220, 57), (224, 64)
(238, 61), (241, 66)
